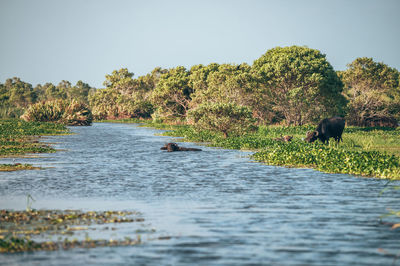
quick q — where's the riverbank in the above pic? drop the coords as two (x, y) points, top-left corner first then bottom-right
(1, 122), (398, 264)
(0, 119), (69, 171)
(99, 119), (400, 180)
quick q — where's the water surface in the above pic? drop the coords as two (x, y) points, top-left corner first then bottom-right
(0, 123), (399, 265)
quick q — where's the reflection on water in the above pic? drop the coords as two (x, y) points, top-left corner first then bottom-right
(0, 123), (399, 265)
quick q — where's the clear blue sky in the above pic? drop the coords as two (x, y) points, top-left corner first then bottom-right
(1, 0), (399, 88)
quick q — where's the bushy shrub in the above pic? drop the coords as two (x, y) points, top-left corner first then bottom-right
(62, 100), (93, 126)
(20, 99), (65, 122)
(21, 99), (92, 126)
(89, 88), (153, 120)
(187, 102), (256, 138)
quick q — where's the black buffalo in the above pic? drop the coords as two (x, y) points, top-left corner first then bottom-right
(161, 143), (202, 152)
(305, 117), (345, 144)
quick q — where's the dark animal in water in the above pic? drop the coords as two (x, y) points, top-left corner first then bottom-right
(305, 117), (345, 144)
(274, 135), (293, 142)
(160, 143), (202, 152)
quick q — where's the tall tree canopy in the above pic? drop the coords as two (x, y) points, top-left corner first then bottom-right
(339, 57), (400, 125)
(90, 67), (166, 120)
(189, 63), (267, 122)
(103, 68), (135, 95)
(151, 66), (192, 120)
(3, 77), (36, 108)
(188, 102), (256, 138)
(0, 78), (36, 117)
(252, 46), (346, 125)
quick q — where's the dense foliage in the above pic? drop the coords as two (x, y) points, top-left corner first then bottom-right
(252, 46), (347, 125)
(188, 102), (256, 138)
(151, 66), (192, 121)
(190, 63), (274, 124)
(0, 78), (37, 118)
(0, 78), (95, 119)
(89, 68), (164, 120)
(148, 122), (400, 179)
(339, 57), (400, 126)
(21, 99), (93, 126)
(2, 46), (399, 128)
(252, 142), (400, 179)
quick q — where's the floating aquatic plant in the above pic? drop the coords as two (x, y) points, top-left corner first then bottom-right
(0, 209), (164, 253)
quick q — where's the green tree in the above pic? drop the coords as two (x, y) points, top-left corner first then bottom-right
(190, 63), (268, 123)
(339, 57), (400, 125)
(5, 77), (37, 108)
(68, 80), (93, 104)
(41, 83), (60, 100)
(132, 67), (167, 93)
(0, 82), (8, 104)
(33, 84), (47, 101)
(189, 63), (220, 95)
(40, 80), (70, 100)
(252, 46), (346, 125)
(188, 102), (256, 138)
(0, 77), (37, 117)
(55, 80), (71, 99)
(151, 66), (192, 120)
(103, 68), (135, 95)
(97, 67), (165, 119)
(88, 88), (120, 120)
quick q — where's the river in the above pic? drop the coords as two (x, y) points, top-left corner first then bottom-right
(0, 123), (399, 265)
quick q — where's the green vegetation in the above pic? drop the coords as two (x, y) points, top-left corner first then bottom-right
(151, 66), (192, 121)
(0, 119), (69, 171)
(21, 99), (93, 126)
(89, 68), (164, 120)
(0, 164), (39, 171)
(1, 45), (399, 177)
(1, 46), (399, 129)
(0, 209), (148, 252)
(253, 46), (347, 125)
(252, 142), (399, 179)
(339, 57), (400, 127)
(134, 120), (400, 179)
(0, 78), (95, 119)
(188, 103), (256, 138)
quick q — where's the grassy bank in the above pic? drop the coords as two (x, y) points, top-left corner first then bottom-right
(117, 119), (400, 180)
(0, 119), (69, 171)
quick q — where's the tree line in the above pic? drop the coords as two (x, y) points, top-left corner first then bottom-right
(0, 78), (95, 118)
(2, 46), (399, 128)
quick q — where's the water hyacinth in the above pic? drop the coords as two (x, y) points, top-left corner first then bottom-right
(251, 141), (400, 179)
(21, 99), (92, 126)
(151, 122), (400, 179)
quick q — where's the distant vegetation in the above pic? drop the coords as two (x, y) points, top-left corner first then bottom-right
(0, 78), (94, 119)
(1, 45), (399, 129)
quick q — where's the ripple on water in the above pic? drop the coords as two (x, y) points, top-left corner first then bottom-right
(0, 123), (399, 265)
